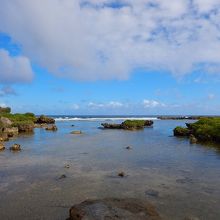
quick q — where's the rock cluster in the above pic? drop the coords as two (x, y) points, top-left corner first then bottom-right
(45, 125), (58, 131)
(173, 117), (220, 144)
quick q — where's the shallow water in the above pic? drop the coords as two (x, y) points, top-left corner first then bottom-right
(0, 120), (220, 220)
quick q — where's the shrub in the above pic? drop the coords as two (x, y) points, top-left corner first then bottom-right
(122, 120), (146, 130)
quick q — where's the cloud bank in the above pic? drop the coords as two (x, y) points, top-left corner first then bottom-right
(0, 49), (33, 83)
(1, 0), (220, 80)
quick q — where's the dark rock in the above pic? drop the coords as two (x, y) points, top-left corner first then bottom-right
(36, 115), (55, 124)
(0, 142), (5, 151)
(71, 125), (75, 127)
(45, 125), (58, 131)
(144, 120), (154, 126)
(59, 174), (67, 179)
(65, 165), (70, 169)
(10, 144), (21, 151)
(125, 146), (132, 150)
(118, 172), (125, 177)
(67, 198), (161, 220)
(16, 122), (34, 133)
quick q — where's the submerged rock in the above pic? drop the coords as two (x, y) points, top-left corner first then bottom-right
(59, 174), (67, 179)
(125, 146), (132, 150)
(118, 172), (125, 177)
(71, 131), (82, 134)
(10, 144), (21, 151)
(45, 125), (58, 131)
(0, 142), (5, 151)
(67, 198), (161, 220)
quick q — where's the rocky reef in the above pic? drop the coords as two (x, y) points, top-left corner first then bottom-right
(67, 198), (161, 220)
(101, 120), (153, 130)
(0, 107), (56, 143)
(173, 117), (220, 144)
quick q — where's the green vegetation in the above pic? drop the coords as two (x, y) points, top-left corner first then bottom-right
(0, 110), (36, 133)
(173, 117), (220, 144)
(122, 120), (146, 130)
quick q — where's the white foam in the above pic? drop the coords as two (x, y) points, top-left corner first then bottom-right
(54, 117), (158, 122)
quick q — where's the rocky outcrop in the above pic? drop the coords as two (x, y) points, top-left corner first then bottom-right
(173, 118), (220, 144)
(10, 144), (21, 151)
(2, 127), (19, 137)
(16, 122), (34, 133)
(36, 115), (55, 124)
(45, 125), (58, 131)
(67, 198), (161, 220)
(102, 120), (154, 130)
(173, 126), (190, 137)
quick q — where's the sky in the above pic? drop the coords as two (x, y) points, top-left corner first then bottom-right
(0, 0), (220, 115)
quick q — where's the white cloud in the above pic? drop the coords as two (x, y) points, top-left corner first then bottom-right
(143, 99), (165, 108)
(0, 103), (7, 107)
(71, 104), (80, 110)
(0, 0), (220, 80)
(88, 101), (124, 109)
(0, 49), (34, 83)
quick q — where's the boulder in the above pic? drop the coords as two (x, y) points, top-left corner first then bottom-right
(16, 122), (34, 133)
(67, 198), (161, 220)
(0, 142), (5, 151)
(2, 127), (19, 137)
(36, 115), (55, 124)
(45, 125), (58, 131)
(10, 144), (21, 151)
(71, 131), (82, 134)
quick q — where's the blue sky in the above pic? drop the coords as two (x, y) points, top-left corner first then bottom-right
(0, 0), (220, 115)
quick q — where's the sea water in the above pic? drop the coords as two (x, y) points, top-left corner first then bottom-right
(0, 117), (220, 219)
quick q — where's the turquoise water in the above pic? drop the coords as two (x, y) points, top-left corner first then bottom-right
(0, 119), (220, 219)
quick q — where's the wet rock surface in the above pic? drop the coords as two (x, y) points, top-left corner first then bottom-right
(45, 125), (58, 131)
(67, 198), (161, 220)
(10, 144), (21, 151)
